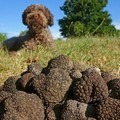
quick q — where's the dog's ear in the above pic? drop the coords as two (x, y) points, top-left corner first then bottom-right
(22, 10), (28, 25)
(22, 5), (35, 25)
(42, 6), (54, 26)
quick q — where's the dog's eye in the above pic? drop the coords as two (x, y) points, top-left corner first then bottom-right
(36, 8), (41, 11)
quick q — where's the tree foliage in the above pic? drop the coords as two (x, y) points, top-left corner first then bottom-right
(19, 30), (28, 36)
(0, 33), (8, 43)
(59, 0), (118, 37)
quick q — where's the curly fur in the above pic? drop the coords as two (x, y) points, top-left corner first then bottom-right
(1, 4), (55, 51)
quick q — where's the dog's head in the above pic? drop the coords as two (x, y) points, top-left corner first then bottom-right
(22, 4), (54, 32)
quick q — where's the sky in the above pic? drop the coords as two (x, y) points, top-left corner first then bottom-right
(0, 0), (120, 39)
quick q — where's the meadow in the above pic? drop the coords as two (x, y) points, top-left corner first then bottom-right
(0, 36), (120, 85)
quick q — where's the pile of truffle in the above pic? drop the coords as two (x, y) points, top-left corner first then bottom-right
(0, 55), (120, 120)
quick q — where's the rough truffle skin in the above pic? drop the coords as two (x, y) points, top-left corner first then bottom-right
(45, 55), (74, 73)
(72, 69), (109, 103)
(0, 91), (13, 118)
(26, 73), (48, 104)
(18, 72), (35, 91)
(1, 4), (55, 51)
(0, 91), (12, 103)
(45, 68), (72, 104)
(1, 91), (45, 120)
(22, 59), (73, 104)
(27, 62), (43, 75)
(3, 76), (19, 93)
(101, 70), (114, 83)
(107, 78), (120, 99)
(96, 97), (120, 120)
(61, 100), (96, 120)
(86, 67), (101, 75)
(46, 107), (56, 120)
(70, 69), (82, 80)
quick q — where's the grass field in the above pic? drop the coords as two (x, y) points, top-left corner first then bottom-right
(0, 36), (120, 84)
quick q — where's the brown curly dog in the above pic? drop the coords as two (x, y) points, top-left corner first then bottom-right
(1, 4), (55, 51)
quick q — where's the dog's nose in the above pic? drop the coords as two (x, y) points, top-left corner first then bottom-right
(33, 14), (38, 19)
(29, 14), (38, 19)
(32, 15), (38, 19)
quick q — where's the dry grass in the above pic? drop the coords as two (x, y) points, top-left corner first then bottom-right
(0, 36), (120, 84)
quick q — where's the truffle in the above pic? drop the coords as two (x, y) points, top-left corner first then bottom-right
(0, 91), (12, 103)
(1, 91), (45, 120)
(86, 67), (101, 75)
(18, 62), (43, 90)
(70, 69), (82, 80)
(18, 72), (34, 90)
(28, 68), (73, 105)
(0, 91), (13, 118)
(101, 70), (114, 83)
(96, 97), (120, 120)
(45, 68), (72, 104)
(44, 55), (74, 74)
(107, 78), (120, 99)
(27, 62), (43, 75)
(46, 107), (56, 120)
(26, 73), (48, 105)
(61, 100), (96, 120)
(72, 68), (109, 103)
(3, 76), (19, 93)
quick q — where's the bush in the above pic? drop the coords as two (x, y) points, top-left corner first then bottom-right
(0, 33), (8, 43)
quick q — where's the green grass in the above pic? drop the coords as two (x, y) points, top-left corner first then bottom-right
(0, 36), (120, 84)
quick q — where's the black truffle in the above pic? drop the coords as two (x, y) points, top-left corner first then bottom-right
(45, 68), (72, 104)
(101, 70), (114, 83)
(72, 68), (109, 103)
(0, 91), (12, 103)
(18, 72), (34, 90)
(61, 100), (96, 120)
(18, 62), (42, 90)
(96, 97), (120, 120)
(107, 78), (120, 99)
(28, 68), (73, 106)
(1, 91), (45, 120)
(26, 73), (48, 104)
(45, 54), (74, 73)
(27, 62), (42, 75)
(3, 76), (19, 93)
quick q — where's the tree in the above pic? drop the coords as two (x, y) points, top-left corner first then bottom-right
(0, 33), (8, 43)
(19, 30), (28, 36)
(59, 0), (117, 37)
